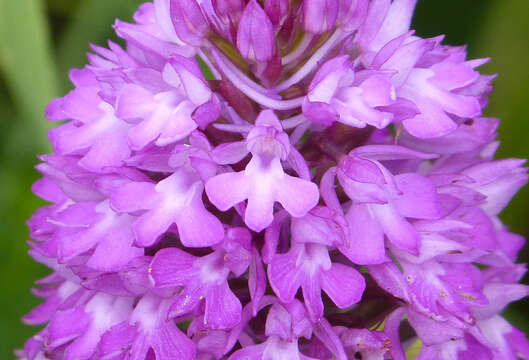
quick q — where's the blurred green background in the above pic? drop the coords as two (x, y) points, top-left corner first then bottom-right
(0, 0), (528, 358)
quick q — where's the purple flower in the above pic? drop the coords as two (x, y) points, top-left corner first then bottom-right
(149, 228), (252, 329)
(110, 167), (224, 248)
(20, 1), (529, 359)
(237, 0), (275, 62)
(303, 56), (396, 127)
(96, 294), (196, 359)
(205, 110), (319, 232)
(268, 242), (365, 321)
(303, 0), (339, 34)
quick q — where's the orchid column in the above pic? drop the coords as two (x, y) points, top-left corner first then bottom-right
(19, 0), (529, 359)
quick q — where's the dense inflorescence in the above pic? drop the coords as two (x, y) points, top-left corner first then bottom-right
(19, 1), (529, 359)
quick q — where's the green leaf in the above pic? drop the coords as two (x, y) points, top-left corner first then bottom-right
(56, 0), (145, 90)
(0, 0), (59, 152)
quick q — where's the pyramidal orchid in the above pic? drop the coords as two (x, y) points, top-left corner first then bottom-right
(19, 1), (529, 359)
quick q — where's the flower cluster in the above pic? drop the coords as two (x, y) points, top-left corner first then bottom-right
(19, 0), (529, 359)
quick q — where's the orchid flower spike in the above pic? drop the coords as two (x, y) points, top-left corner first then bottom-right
(20, 1), (528, 359)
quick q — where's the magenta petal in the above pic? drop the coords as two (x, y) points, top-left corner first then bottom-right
(127, 114), (166, 150)
(86, 227), (143, 271)
(407, 308), (464, 345)
(133, 208), (174, 247)
(237, 0), (275, 62)
(402, 100), (458, 138)
(169, 288), (203, 318)
(321, 264), (365, 308)
(302, 274), (324, 321)
(430, 62), (480, 91)
(23, 295), (62, 325)
(340, 156), (386, 184)
(110, 182), (157, 212)
(211, 141), (249, 165)
(268, 252), (304, 302)
(498, 231), (526, 261)
(393, 173), (441, 219)
(372, 204), (420, 254)
(46, 97), (69, 120)
(154, 101), (198, 146)
(341, 203), (386, 265)
(275, 174), (320, 218)
(47, 307), (90, 347)
(303, 0), (339, 34)
(474, 283), (529, 320)
(126, 295), (197, 360)
(352, 144), (437, 161)
(59, 87), (101, 122)
(116, 84), (155, 119)
(245, 185), (276, 232)
(51, 201), (99, 226)
(319, 167), (343, 214)
(165, 57), (211, 104)
(264, 0), (289, 27)
(302, 100), (339, 126)
(205, 172), (250, 211)
(57, 231), (97, 263)
(150, 248), (196, 287)
(96, 321), (138, 359)
(368, 262), (410, 302)
(249, 248), (267, 315)
(78, 132), (131, 172)
(383, 308), (407, 360)
(213, 0), (244, 24)
(170, 0), (208, 46)
(151, 321), (196, 360)
(265, 303), (292, 339)
(173, 181), (224, 247)
(176, 204), (225, 247)
(312, 317), (347, 360)
(229, 343), (266, 360)
(371, 0), (417, 52)
(205, 282), (242, 329)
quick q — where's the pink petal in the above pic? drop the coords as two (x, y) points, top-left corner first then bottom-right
(211, 141), (249, 165)
(268, 252), (304, 302)
(237, 0), (275, 62)
(116, 84), (156, 119)
(78, 132), (131, 172)
(341, 203), (386, 265)
(150, 248), (197, 287)
(393, 173), (441, 219)
(275, 175), (320, 218)
(302, 274), (325, 321)
(402, 98), (458, 138)
(86, 227), (143, 271)
(245, 186), (275, 232)
(321, 263), (365, 308)
(205, 282), (242, 329)
(110, 182), (157, 212)
(133, 208), (174, 247)
(372, 204), (420, 254)
(206, 171), (251, 211)
(175, 195), (225, 247)
(154, 100), (197, 146)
